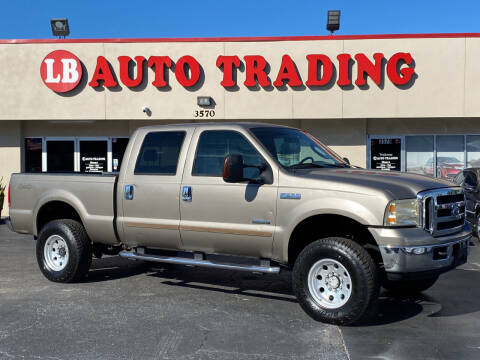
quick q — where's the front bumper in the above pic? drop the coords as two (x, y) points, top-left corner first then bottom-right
(370, 225), (471, 279)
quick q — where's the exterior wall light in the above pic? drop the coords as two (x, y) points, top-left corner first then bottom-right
(50, 18), (70, 38)
(197, 96), (212, 107)
(326, 10), (340, 34)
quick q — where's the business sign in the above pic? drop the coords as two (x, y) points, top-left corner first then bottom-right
(41, 50), (415, 93)
(40, 50), (82, 92)
(370, 138), (402, 171)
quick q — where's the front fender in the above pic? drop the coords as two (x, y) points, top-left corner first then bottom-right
(272, 192), (387, 263)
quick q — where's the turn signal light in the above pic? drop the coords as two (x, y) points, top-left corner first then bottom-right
(8, 186), (11, 207)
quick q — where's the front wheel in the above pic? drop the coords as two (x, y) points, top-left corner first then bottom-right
(292, 237), (379, 325)
(36, 219), (92, 283)
(382, 277), (438, 295)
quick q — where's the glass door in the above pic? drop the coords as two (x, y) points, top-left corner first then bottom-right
(79, 139), (108, 173)
(367, 136), (404, 171)
(46, 139), (75, 172)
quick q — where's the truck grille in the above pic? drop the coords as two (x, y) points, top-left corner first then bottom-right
(418, 188), (465, 237)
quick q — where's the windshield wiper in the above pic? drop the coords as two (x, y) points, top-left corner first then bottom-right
(287, 163), (326, 169)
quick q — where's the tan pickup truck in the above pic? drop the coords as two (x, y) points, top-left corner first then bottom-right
(7, 123), (471, 325)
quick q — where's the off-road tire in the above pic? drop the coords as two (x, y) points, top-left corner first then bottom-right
(382, 276), (438, 295)
(292, 237), (379, 326)
(36, 219), (92, 282)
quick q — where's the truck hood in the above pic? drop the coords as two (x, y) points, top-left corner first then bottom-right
(291, 168), (456, 199)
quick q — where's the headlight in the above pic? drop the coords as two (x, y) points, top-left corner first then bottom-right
(384, 199), (419, 227)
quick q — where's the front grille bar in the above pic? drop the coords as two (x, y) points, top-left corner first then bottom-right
(418, 187), (465, 237)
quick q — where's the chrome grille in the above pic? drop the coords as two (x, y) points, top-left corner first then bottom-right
(417, 188), (465, 237)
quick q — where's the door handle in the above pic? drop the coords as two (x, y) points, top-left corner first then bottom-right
(182, 186), (192, 202)
(125, 185), (134, 200)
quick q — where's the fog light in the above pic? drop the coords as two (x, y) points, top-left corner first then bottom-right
(413, 247), (426, 255)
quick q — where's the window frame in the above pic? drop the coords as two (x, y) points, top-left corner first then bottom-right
(367, 134), (478, 178)
(23, 136), (129, 173)
(133, 130), (186, 176)
(191, 129), (269, 178)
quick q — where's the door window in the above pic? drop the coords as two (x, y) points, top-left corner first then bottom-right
(192, 130), (264, 179)
(134, 131), (185, 175)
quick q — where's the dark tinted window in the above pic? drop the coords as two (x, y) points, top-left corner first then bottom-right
(25, 138), (42, 173)
(192, 130), (264, 178)
(112, 138), (129, 172)
(135, 131), (185, 175)
(465, 171), (478, 188)
(46, 140), (74, 172)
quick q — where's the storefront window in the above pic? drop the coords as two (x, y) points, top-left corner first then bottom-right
(80, 140), (108, 173)
(405, 136), (434, 176)
(27, 137), (129, 173)
(369, 138), (402, 171)
(24, 138), (42, 173)
(467, 135), (480, 168)
(112, 137), (129, 172)
(46, 140), (75, 172)
(436, 135), (464, 180)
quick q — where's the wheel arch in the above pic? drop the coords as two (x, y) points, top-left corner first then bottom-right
(286, 213), (381, 267)
(34, 192), (87, 236)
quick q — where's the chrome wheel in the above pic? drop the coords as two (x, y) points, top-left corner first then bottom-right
(307, 258), (352, 309)
(43, 235), (69, 271)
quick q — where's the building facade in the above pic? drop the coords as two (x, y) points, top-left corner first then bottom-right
(1, 33), (480, 215)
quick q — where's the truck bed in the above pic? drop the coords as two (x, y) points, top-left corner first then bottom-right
(9, 173), (119, 245)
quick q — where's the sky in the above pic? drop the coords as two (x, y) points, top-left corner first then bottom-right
(0, 0), (479, 39)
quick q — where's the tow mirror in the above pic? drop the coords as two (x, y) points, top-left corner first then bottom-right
(222, 154), (244, 182)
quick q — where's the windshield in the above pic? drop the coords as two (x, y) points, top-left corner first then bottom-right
(250, 127), (348, 169)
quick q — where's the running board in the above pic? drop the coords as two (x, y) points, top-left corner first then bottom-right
(118, 251), (280, 274)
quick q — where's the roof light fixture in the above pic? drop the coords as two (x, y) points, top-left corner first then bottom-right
(326, 10), (341, 35)
(50, 18), (70, 38)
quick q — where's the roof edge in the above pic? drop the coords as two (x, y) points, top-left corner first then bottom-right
(1, 33), (480, 44)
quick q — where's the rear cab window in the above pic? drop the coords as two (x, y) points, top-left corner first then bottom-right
(134, 131), (186, 175)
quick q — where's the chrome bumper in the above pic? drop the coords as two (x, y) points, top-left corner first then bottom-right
(379, 231), (470, 275)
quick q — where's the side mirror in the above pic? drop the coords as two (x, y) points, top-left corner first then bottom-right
(343, 157), (350, 165)
(222, 154), (244, 182)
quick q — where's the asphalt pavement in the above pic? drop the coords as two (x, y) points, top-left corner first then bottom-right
(0, 220), (479, 360)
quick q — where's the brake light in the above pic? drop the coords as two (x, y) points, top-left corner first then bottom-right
(8, 186), (11, 207)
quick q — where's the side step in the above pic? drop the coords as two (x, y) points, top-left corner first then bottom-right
(118, 251), (281, 274)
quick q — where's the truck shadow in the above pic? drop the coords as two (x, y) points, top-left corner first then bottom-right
(83, 257), (480, 326)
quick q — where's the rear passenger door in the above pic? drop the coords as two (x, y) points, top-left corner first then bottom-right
(179, 128), (278, 258)
(118, 129), (192, 249)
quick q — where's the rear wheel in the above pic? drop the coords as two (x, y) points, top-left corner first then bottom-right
(292, 237), (379, 325)
(382, 277), (438, 295)
(36, 219), (92, 282)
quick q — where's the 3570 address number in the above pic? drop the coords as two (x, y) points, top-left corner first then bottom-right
(194, 110), (215, 118)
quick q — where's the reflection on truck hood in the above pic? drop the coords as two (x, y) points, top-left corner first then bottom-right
(292, 168), (455, 199)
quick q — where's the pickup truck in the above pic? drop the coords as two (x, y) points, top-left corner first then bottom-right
(7, 123), (471, 325)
